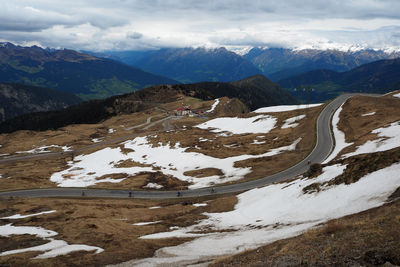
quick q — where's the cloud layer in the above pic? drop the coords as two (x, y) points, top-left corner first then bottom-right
(1, 0), (400, 51)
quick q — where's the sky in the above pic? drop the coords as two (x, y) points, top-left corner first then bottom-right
(1, 0), (400, 52)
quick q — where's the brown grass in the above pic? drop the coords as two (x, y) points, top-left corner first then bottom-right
(0, 194), (237, 266)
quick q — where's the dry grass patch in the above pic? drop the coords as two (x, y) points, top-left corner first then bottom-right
(184, 168), (224, 178)
(0, 194), (237, 266)
(0, 157), (66, 191)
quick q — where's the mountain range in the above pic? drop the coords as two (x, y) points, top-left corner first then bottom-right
(279, 58), (400, 102)
(93, 47), (262, 84)
(0, 42), (177, 100)
(243, 47), (400, 81)
(94, 47), (400, 84)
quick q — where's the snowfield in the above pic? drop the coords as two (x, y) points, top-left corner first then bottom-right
(343, 121), (400, 158)
(196, 115), (277, 134)
(0, 211), (103, 259)
(323, 103), (353, 163)
(128, 162), (400, 266)
(50, 136), (301, 189)
(254, 103), (322, 113)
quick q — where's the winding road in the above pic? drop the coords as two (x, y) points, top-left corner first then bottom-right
(0, 94), (355, 199)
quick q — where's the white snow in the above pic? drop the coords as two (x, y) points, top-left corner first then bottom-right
(193, 203), (208, 207)
(144, 183), (164, 189)
(254, 103), (323, 113)
(343, 121), (400, 158)
(205, 99), (220, 113)
(149, 206), (161, 209)
(133, 221), (162, 226)
(91, 138), (102, 143)
(50, 136), (301, 189)
(223, 144), (238, 148)
(0, 224), (57, 238)
(196, 115), (277, 135)
(0, 224), (103, 259)
(251, 140), (266, 145)
(393, 93), (400, 98)
(323, 103), (353, 163)
(281, 114), (306, 129)
(1, 210), (56, 219)
(108, 128), (115, 133)
(130, 162), (400, 266)
(361, 112), (376, 117)
(16, 145), (72, 154)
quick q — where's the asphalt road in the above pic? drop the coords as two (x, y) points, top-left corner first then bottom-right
(0, 94), (355, 199)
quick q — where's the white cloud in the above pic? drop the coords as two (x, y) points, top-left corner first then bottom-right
(1, 0), (400, 51)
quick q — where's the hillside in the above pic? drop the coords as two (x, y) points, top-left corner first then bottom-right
(279, 58), (400, 102)
(0, 42), (177, 100)
(0, 92), (399, 266)
(0, 83), (82, 122)
(0, 75), (295, 133)
(101, 47), (261, 83)
(244, 47), (400, 81)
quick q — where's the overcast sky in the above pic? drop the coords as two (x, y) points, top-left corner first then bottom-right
(1, 0), (400, 52)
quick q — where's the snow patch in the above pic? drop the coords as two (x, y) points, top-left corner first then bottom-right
(251, 140), (266, 145)
(281, 114), (306, 129)
(16, 145), (72, 154)
(0, 224), (103, 259)
(193, 203), (208, 207)
(196, 115), (277, 134)
(205, 99), (220, 113)
(361, 112), (376, 117)
(343, 121), (400, 158)
(1, 210), (56, 219)
(323, 103), (353, 163)
(149, 206), (161, 210)
(108, 128), (115, 133)
(133, 221), (162, 226)
(393, 93), (400, 98)
(254, 103), (322, 113)
(91, 138), (102, 143)
(143, 183), (164, 189)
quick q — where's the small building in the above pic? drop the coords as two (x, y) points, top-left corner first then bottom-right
(175, 106), (193, 116)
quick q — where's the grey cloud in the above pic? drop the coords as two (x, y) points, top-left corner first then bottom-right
(127, 32), (143, 39)
(1, 0), (400, 51)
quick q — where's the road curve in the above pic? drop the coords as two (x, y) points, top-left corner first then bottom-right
(0, 94), (355, 199)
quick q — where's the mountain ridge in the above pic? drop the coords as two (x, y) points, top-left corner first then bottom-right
(0, 42), (178, 100)
(0, 83), (82, 122)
